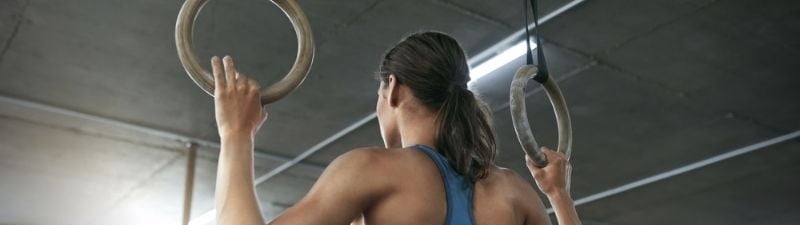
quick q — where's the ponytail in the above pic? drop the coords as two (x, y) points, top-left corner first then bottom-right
(436, 86), (496, 182)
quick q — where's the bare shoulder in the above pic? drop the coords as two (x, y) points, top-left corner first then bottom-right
(336, 146), (437, 165)
(487, 166), (550, 225)
(334, 146), (391, 162)
(480, 166), (546, 208)
(480, 166), (531, 190)
(311, 146), (398, 197)
(327, 146), (418, 176)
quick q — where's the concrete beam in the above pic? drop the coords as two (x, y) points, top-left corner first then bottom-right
(0, 94), (327, 170)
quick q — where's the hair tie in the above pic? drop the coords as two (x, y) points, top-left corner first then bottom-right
(448, 83), (469, 96)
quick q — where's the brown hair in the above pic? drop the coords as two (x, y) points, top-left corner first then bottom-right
(378, 31), (497, 182)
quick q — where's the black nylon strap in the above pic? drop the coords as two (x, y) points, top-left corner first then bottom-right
(525, 0), (550, 83)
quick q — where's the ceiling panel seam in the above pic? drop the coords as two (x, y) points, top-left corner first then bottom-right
(598, 0), (722, 55)
(316, 0), (382, 47)
(546, 36), (790, 134)
(431, 0), (515, 29)
(0, 0), (30, 63)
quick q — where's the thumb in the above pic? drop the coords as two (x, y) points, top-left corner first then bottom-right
(260, 105), (269, 120)
(526, 154), (542, 171)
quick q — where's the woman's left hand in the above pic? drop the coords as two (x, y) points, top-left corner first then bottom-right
(526, 147), (571, 198)
(212, 55), (268, 139)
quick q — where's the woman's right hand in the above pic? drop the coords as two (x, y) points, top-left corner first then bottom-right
(526, 147), (572, 198)
(211, 55), (268, 139)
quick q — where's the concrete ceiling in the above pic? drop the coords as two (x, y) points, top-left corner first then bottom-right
(0, 0), (798, 224)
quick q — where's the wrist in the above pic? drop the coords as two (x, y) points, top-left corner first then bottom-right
(220, 131), (255, 148)
(219, 129), (255, 140)
(545, 189), (572, 201)
(219, 134), (255, 160)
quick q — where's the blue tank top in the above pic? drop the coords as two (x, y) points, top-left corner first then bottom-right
(411, 144), (477, 225)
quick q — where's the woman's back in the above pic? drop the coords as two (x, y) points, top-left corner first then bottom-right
(352, 147), (550, 225)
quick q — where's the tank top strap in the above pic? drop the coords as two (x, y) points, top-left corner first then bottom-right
(411, 144), (477, 225)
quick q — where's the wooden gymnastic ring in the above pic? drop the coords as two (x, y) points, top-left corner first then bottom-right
(510, 65), (573, 168)
(176, 0), (314, 105)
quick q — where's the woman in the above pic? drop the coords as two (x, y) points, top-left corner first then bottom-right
(211, 31), (581, 225)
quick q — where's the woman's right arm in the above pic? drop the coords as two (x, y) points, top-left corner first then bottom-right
(543, 190), (581, 225)
(526, 148), (582, 225)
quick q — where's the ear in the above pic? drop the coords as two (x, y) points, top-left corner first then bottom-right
(387, 74), (400, 108)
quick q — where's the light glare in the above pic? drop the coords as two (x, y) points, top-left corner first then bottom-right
(469, 41), (536, 84)
(187, 209), (216, 225)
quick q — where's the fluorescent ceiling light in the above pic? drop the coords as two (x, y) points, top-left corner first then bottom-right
(469, 41), (536, 84)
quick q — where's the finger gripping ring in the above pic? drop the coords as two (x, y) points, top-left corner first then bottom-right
(176, 0), (315, 105)
(509, 65), (573, 168)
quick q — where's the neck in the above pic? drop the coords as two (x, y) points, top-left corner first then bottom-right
(396, 108), (438, 149)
